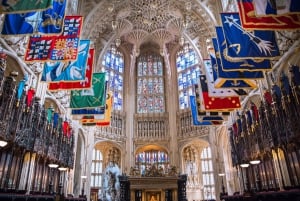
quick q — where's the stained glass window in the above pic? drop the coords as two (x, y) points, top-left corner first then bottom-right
(102, 47), (124, 110)
(136, 53), (165, 113)
(201, 147), (216, 200)
(135, 150), (169, 175)
(91, 149), (103, 188)
(176, 44), (201, 109)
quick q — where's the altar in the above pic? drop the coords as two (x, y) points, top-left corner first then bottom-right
(118, 174), (187, 201)
(129, 176), (179, 201)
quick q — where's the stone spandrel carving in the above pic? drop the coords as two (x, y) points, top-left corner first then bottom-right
(28, 61), (44, 74)
(4, 36), (28, 56)
(276, 30), (300, 53)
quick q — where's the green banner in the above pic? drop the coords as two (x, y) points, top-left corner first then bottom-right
(70, 72), (106, 109)
(0, 0), (53, 14)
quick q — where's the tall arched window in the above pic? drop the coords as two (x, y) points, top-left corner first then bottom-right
(176, 44), (201, 109)
(102, 47), (124, 110)
(136, 52), (165, 113)
(90, 149), (103, 188)
(201, 147), (216, 200)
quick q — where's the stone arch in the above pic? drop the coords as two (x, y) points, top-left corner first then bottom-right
(73, 128), (86, 196)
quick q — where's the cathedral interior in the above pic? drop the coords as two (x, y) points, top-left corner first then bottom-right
(0, 0), (300, 201)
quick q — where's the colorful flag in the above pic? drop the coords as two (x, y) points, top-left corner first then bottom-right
(71, 81), (108, 119)
(220, 13), (280, 59)
(62, 119), (72, 138)
(203, 59), (243, 97)
(1, 0), (66, 35)
(71, 106), (105, 120)
(211, 39), (261, 88)
(70, 72), (106, 109)
(26, 88), (35, 107)
(289, 64), (300, 86)
(0, 0), (53, 14)
(237, 0), (300, 30)
(198, 75), (241, 111)
(215, 26), (272, 71)
(41, 39), (90, 82)
(48, 47), (94, 90)
(25, 15), (83, 61)
(189, 95), (213, 126)
(194, 86), (230, 123)
(252, 0), (300, 16)
(16, 75), (28, 100)
(80, 92), (113, 126)
(194, 82), (233, 121)
(53, 112), (59, 129)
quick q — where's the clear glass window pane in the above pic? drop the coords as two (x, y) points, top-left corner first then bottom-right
(200, 147), (216, 199)
(91, 148), (103, 188)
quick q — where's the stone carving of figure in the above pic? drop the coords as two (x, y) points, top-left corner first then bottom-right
(102, 162), (121, 201)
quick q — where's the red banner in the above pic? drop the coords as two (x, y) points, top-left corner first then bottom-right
(238, 1), (300, 30)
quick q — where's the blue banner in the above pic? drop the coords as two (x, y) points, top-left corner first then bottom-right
(41, 39), (90, 82)
(1, 0), (66, 35)
(220, 13), (280, 59)
(71, 107), (105, 115)
(211, 37), (263, 89)
(189, 95), (213, 126)
(215, 26), (271, 71)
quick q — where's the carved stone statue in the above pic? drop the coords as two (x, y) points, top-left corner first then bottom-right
(102, 162), (121, 201)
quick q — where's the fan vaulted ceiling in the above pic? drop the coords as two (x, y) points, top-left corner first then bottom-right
(81, 0), (225, 70)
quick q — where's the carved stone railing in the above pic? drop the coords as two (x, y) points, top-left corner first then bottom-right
(176, 109), (209, 138)
(95, 111), (126, 141)
(134, 112), (169, 141)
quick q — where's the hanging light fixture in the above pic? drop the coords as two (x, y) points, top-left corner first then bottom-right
(250, 160), (261, 165)
(58, 167), (68, 171)
(48, 163), (59, 168)
(0, 140), (8, 147)
(240, 163), (249, 168)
